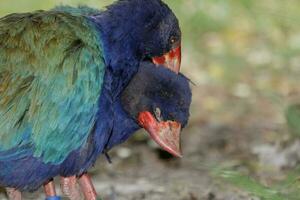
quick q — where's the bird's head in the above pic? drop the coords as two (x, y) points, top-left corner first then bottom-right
(121, 62), (191, 157)
(98, 0), (181, 73)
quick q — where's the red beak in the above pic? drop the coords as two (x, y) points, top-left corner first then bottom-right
(152, 46), (181, 74)
(138, 111), (182, 157)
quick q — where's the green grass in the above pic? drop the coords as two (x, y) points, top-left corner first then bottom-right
(213, 166), (300, 200)
(215, 169), (283, 200)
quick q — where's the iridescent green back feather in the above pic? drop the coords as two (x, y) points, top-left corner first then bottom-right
(0, 9), (105, 164)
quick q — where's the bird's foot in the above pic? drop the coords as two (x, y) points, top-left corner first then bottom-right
(6, 188), (22, 200)
(60, 176), (82, 200)
(43, 174), (98, 200)
(78, 173), (98, 200)
(44, 180), (61, 200)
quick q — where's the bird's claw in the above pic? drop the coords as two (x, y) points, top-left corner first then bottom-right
(42, 173), (98, 200)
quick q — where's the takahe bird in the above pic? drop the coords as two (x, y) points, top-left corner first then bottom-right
(0, 61), (191, 200)
(0, 0), (186, 199)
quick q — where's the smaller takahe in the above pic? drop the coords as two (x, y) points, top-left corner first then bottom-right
(1, 62), (192, 200)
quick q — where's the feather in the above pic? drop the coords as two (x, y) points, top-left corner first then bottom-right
(0, 10), (105, 164)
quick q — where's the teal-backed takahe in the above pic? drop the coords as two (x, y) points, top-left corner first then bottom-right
(0, 0), (188, 199)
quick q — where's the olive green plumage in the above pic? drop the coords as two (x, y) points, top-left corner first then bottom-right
(0, 9), (105, 164)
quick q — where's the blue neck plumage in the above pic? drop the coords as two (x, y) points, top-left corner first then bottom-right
(88, 14), (140, 98)
(91, 69), (140, 156)
(86, 13), (142, 158)
(106, 101), (140, 150)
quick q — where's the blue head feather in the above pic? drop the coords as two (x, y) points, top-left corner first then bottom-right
(106, 61), (192, 149)
(88, 0), (181, 97)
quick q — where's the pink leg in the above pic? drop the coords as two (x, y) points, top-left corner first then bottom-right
(60, 176), (82, 200)
(78, 173), (97, 200)
(6, 188), (21, 200)
(44, 179), (57, 197)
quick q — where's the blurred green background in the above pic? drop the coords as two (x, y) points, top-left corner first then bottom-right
(1, 1), (300, 199)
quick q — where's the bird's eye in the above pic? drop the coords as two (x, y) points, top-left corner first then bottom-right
(170, 36), (176, 44)
(154, 107), (163, 122)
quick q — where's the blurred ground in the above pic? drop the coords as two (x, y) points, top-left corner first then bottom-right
(1, 0), (300, 199)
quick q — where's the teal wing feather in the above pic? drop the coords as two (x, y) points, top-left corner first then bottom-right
(53, 5), (101, 16)
(0, 10), (105, 164)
